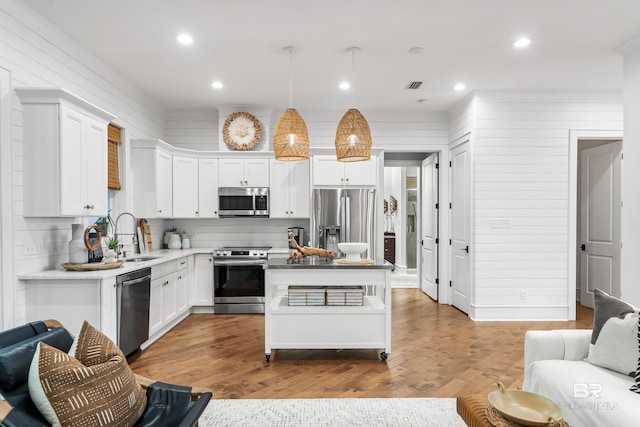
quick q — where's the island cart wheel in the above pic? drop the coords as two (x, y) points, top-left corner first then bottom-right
(266, 354), (271, 362)
(379, 352), (388, 361)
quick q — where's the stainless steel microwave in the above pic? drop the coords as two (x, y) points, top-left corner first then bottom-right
(218, 187), (269, 217)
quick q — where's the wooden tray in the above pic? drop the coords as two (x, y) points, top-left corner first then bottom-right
(334, 258), (375, 265)
(61, 261), (125, 271)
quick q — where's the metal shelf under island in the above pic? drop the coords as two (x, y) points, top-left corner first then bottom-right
(263, 257), (393, 362)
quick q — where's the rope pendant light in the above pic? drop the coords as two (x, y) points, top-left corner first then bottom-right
(335, 47), (372, 162)
(273, 46), (309, 161)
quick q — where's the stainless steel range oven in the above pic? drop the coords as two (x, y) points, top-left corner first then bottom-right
(213, 246), (270, 314)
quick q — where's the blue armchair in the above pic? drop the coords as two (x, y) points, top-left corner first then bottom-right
(0, 319), (212, 427)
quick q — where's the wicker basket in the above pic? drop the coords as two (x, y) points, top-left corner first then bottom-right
(335, 108), (372, 162)
(273, 108), (309, 161)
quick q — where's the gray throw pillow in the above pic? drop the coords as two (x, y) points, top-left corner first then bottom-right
(586, 289), (639, 376)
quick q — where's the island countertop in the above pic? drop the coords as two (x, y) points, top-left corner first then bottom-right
(265, 257), (393, 270)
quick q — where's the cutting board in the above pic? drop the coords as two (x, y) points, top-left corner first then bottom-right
(138, 219), (153, 252)
(144, 221), (153, 252)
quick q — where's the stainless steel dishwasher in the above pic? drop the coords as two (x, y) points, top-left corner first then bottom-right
(116, 267), (151, 357)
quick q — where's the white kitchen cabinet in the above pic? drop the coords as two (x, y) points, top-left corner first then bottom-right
(172, 155), (199, 218)
(16, 88), (116, 217)
(193, 254), (214, 306)
(269, 160), (310, 218)
(24, 277), (118, 345)
(175, 258), (189, 314)
(312, 155), (377, 186)
(149, 275), (166, 336)
(198, 158), (219, 218)
(219, 158), (269, 187)
(149, 257), (189, 337)
(131, 141), (173, 218)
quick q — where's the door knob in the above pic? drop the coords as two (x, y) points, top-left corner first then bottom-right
(581, 244), (586, 251)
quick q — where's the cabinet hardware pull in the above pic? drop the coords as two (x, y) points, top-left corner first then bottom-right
(180, 261), (186, 265)
(195, 211), (199, 215)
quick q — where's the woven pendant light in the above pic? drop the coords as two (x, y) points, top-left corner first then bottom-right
(335, 47), (371, 162)
(273, 46), (309, 161)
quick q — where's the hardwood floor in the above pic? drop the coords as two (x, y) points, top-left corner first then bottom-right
(129, 289), (593, 399)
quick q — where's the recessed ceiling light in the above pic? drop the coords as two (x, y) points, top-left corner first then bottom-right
(453, 83), (466, 91)
(513, 37), (531, 48)
(177, 33), (194, 45)
(339, 82), (351, 90)
(211, 81), (223, 89)
(408, 47), (424, 54)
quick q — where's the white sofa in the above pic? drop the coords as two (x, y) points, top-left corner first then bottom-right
(523, 329), (640, 427)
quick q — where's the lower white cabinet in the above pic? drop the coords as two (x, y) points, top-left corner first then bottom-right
(176, 261), (189, 313)
(149, 257), (189, 337)
(193, 254), (214, 306)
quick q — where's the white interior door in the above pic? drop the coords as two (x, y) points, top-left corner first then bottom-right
(421, 154), (438, 300)
(450, 142), (471, 314)
(580, 141), (622, 307)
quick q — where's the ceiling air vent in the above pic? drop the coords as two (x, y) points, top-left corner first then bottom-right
(405, 81), (423, 90)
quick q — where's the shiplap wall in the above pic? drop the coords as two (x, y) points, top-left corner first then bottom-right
(471, 91), (623, 320)
(1, 0), (166, 327)
(165, 110), (217, 151)
(165, 108), (449, 152)
(162, 108), (450, 249)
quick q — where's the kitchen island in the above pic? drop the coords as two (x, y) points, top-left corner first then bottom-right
(264, 257), (393, 361)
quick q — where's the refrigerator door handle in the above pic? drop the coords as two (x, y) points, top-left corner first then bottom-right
(341, 195), (350, 243)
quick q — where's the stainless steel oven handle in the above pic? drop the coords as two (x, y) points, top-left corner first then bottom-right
(213, 259), (267, 266)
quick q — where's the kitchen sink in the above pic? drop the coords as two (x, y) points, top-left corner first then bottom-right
(125, 256), (159, 262)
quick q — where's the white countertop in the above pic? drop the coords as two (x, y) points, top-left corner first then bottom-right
(18, 247), (294, 280)
(17, 249), (213, 281)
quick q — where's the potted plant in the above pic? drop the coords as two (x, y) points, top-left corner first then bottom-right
(103, 237), (119, 263)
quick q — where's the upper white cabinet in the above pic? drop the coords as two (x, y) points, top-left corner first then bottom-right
(219, 158), (269, 187)
(131, 140), (173, 218)
(312, 155), (377, 186)
(198, 158), (219, 218)
(16, 88), (117, 217)
(270, 160), (310, 218)
(172, 155), (199, 218)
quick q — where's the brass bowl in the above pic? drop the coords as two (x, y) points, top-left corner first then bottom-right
(488, 382), (563, 427)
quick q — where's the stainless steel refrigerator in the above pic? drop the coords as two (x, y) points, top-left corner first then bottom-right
(311, 188), (377, 259)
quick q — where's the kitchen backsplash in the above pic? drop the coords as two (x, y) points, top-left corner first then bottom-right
(145, 217), (309, 250)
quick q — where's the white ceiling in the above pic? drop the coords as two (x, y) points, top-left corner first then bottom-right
(22, 0), (640, 112)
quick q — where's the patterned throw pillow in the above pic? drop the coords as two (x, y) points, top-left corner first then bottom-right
(28, 321), (146, 426)
(586, 289), (639, 376)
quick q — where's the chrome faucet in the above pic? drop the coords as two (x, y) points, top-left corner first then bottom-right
(114, 212), (137, 257)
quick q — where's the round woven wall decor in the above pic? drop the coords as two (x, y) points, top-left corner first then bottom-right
(223, 111), (262, 151)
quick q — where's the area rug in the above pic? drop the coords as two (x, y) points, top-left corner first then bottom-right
(199, 397), (466, 426)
